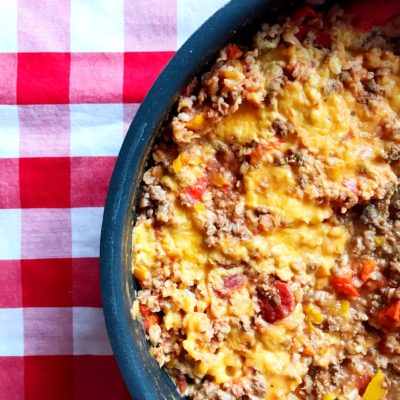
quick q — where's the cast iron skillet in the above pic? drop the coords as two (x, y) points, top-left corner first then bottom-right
(100, 0), (300, 398)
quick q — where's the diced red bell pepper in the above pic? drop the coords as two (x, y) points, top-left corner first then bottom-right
(296, 25), (331, 48)
(346, 0), (400, 27)
(176, 375), (187, 395)
(386, 301), (400, 321)
(223, 274), (247, 291)
(356, 374), (373, 395)
(292, 6), (319, 23)
(377, 300), (400, 330)
(226, 44), (242, 60)
(330, 273), (360, 297)
(215, 274), (247, 298)
(139, 304), (160, 334)
(359, 259), (376, 283)
(139, 303), (152, 319)
(182, 176), (207, 205)
(259, 281), (295, 323)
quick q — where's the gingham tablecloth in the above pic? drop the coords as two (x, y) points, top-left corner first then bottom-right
(0, 1), (229, 398)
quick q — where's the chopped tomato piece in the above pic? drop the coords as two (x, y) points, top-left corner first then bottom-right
(226, 44), (242, 60)
(139, 303), (153, 319)
(223, 274), (247, 291)
(356, 374), (373, 395)
(292, 6), (319, 23)
(176, 375), (187, 395)
(139, 304), (160, 334)
(359, 259), (376, 282)
(296, 25), (331, 48)
(259, 281), (295, 323)
(377, 300), (400, 330)
(330, 273), (360, 297)
(346, 0), (400, 27)
(215, 274), (247, 298)
(182, 176), (207, 205)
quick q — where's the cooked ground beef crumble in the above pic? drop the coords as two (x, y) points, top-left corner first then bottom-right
(132, 3), (400, 400)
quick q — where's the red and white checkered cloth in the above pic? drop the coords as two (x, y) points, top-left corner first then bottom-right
(0, 1), (229, 398)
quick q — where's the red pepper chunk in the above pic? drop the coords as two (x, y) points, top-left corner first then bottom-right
(223, 274), (247, 291)
(259, 281), (295, 323)
(139, 304), (160, 334)
(182, 176), (207, 205)
(176, 375), (187, 395)
(330, 274), (360, 297)
(378, 300), (400, 331)
(226, 44), (242, 60)
(359, 259), (376, 283)
(296, 25), (332, 49)
(356, 374), (373, 395)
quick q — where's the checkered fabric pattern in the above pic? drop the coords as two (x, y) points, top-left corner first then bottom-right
(0, 1), (229, 398)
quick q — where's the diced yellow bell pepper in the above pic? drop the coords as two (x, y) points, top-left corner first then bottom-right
(223, 69), (240, 80)
(322, 394), (336, 400)
(173, 155), (184, 173)
(134, 265), (150, 282)
(187, 114), (206, 131)
(316, 263), (331, 278)
(340, 300), (350, 316)
(304, 303), (324, 324)
(362, 370), (387, 400)
(193, 203), (205, 213)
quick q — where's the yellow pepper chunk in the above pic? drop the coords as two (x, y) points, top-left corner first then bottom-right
(304, 303), (323, 324)
(173, 155), (184, 173)
(362, 370), (387, 400)
(193, 203), (205, 213)
(322, 394), (336, 400)
(340, 300), (350, 316)
(188, 114), (206, 131)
